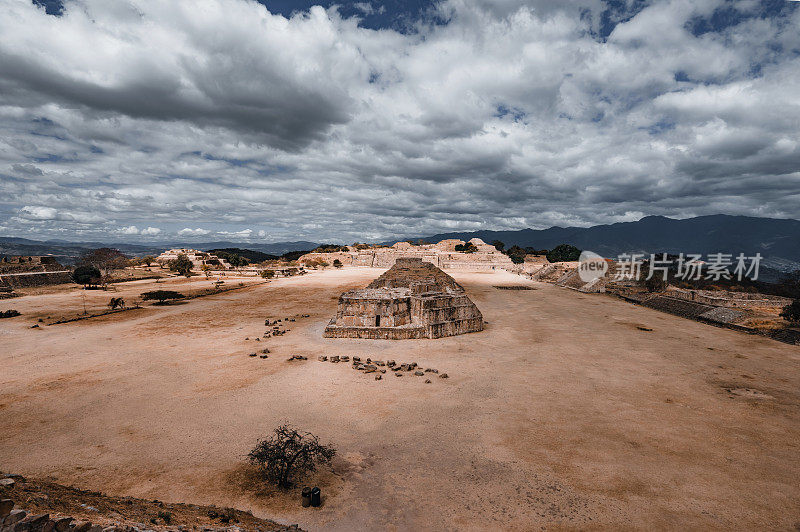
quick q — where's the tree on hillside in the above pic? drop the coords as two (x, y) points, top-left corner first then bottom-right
(333, 259), (343, 268)
(168, 253), (194, 277)
(546, 244), (582, 263)
(248, 424), (336, 488)
(78, 248), (130, 276)
(72, 265), (101, 287)
(142, 255), (156, 267)
(491, 240), (505, 252)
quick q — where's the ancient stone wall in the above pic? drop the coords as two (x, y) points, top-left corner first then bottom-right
(324, 258), (484, 339)
(299, 239), (513, 271)
(664, 286), (792, 309)
(0, 271), (72, 288)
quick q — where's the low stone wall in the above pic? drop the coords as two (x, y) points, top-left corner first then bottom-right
(0, 271), (72, 289)
(323, 322), (428, 339)
(665, 287), (791, 309)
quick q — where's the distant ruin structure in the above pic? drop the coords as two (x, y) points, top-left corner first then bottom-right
(324, 258), (484, 339)
(300, 238), (513, 271)
(0, 255), (71, 290)
(156, 249), (232, 270)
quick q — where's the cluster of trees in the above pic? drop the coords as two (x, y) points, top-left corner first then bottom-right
(130, 255), (156, 267)
(454, 242), (478, 253)
(312, 244), (349, 253)
(545, 244), (582, 263)
(486, 240), (555, 264)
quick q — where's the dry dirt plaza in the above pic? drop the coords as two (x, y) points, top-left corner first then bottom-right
(1, 268), (799, 530)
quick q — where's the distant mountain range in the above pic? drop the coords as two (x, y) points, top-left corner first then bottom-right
(0, 238), (319, 264)
(406, 215), (800, 271)
(2, 215), (799, 272)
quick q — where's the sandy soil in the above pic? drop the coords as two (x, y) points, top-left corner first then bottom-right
(1, 268), (799, 530)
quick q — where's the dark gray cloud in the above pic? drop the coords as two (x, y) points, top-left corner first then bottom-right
(0, 0), (798, 244)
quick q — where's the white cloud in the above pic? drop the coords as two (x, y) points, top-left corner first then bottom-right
(19, 206), (58, 221)
(119, 225), (140, 235)
(0, 0), (798, 243)
(178, 228), (211, 236)
(218, 229), (253, 237)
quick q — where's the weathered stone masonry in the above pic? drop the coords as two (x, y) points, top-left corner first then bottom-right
(324, 258), (484, 340)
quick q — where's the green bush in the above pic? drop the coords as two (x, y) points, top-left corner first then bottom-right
(454, 243), (478, 253)
(140, 290), (185, 304)
(780, 300), (800, 325)
(72, 265), (101, 286)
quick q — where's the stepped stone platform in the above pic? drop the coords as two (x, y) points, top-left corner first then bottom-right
(323, 258), (484, 339)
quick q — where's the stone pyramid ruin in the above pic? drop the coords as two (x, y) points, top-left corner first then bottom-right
(323, 257), (484, 339)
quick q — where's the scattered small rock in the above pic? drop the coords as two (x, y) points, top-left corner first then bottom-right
(439, 373), (449, 379)
(414, 371), (424, 376)
(318, 355), (328, 362)
(330, 355), (340, 363)
(0, 478), (15, 488)
(248, 353), (257, 357)
(425, 379), (431, 384)
(374, 375), (382, 381)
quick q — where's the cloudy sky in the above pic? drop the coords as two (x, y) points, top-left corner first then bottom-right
(1, 0), (799, 244)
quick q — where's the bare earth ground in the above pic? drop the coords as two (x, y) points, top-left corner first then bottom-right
(1, 268), (799, 531)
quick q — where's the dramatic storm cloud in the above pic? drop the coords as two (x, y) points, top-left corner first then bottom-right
(0, 0), (798, 243)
